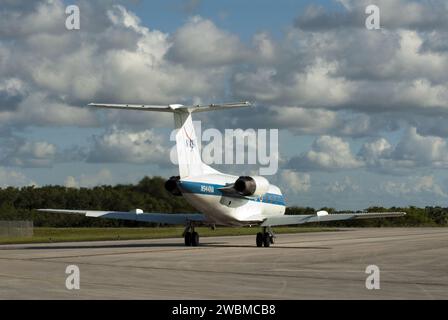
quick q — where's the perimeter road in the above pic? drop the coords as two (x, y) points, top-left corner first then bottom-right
(0, 228), (447, 299)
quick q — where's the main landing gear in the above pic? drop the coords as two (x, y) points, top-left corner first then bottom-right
(256, 227), (275, 247)
(183, 224), (200, 247)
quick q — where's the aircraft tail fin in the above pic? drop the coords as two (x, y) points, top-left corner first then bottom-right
(89, 101), (253, 178)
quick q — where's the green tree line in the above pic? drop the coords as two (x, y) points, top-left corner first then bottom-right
(0, 176), (446, 227)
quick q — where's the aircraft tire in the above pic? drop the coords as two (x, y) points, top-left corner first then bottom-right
(256, 232), (263, 247)
(263, 233), (270, 247)
(191, 232), (200, 246)
(184, 232), (192, 246)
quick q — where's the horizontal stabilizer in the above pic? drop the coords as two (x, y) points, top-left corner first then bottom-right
(88, 103), (178, 112)
(190, 101), (252, 113)
(88, 101), (252, 113)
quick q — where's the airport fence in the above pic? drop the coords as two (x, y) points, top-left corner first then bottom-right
(0, 221), (34, 238)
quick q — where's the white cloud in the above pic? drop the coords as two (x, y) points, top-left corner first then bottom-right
(64, 176), (78, 188)
(266, 107), (339, 134)
(325, 176), (360, 193)
(252, 32), (276, 62)
(392, 127), (448, 167)
(303, 0), (448, 31)
(63, 169), (115, 188)
(290, 136), (363, 171)
(1, 139), (56, 168)
(87, 128), (170, 165)
(0, 2), (235, 131)
(79, 169), (114, 187)
(0, 92), (98, 128)
(280, 170), (311, 193)
(383, 175), (447, 198)
(287, 127), (448, 174)
(2, 0), (448, 138)
(167, 16), (247, 66)
(358, 138), (393, 169)
(0, 78), (27, 110)
(0, 167), (37, 187)
(357, 127), (448, 173)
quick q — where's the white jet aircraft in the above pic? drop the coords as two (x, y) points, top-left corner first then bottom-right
(40, 102), (406, 247)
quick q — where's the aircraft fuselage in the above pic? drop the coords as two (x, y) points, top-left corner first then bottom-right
(178, 174), (286, 226)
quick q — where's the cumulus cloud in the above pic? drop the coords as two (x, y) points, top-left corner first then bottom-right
(0, 1), (238, 132)
(288, 127), (448, 173)
(167, 16), (247, 67)
(382, 175), (447, 198)
(0, 167), (37, 187)
(296, 0), (448, 31)
(64, 169), (114, 188)
(3, 0), (448, 137)
(279, 170), (311, 193)
(0, 93), (97, 128)
(64, 176), (78, 188)
(325, 176), (360, 194)
(229, 1), (448, 133)
(392, 128), (448, 167)
(0, 78), (28, 110)
(87, 128), (170, 165)
(0, 138), (56, 168)
(359, 128), (448, 173)
(289, 136), (363, 171)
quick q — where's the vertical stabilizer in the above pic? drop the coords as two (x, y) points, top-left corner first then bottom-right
(173, 111), (219, 178)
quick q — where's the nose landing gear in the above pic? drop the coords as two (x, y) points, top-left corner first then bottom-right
(256, 227), (275, 247)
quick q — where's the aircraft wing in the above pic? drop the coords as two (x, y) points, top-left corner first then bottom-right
(38, 209), (206, 225)
(261, 212), (406, 227)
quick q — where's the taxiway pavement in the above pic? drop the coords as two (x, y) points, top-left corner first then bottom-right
(0, 228), (447, 299)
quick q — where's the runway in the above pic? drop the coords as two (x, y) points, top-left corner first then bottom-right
(0, 228), (447, 299)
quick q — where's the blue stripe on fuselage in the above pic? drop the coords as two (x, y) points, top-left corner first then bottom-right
(178, 181), (286, 206)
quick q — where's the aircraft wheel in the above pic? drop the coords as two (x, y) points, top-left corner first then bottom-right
(184, 232), (192, 246)
(256, 232), (263, 247)
(263, 233), (270, 247)
(191, 232), (200, 247)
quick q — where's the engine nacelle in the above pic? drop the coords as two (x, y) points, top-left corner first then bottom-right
(164, 176), (182, 196)
(234, 176), (270, 197)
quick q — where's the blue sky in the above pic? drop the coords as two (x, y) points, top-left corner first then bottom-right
(2, 0), (448, 210)
(125, 0), (340, 39)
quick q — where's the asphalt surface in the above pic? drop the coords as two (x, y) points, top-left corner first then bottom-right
(0, 228), (447, 299)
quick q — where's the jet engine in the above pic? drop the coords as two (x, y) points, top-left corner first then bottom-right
(164, 176), (182, 196)
(234, 176), (270, 197)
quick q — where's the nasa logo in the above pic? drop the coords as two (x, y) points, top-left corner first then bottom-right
(186, 138), (195, 150)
